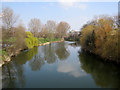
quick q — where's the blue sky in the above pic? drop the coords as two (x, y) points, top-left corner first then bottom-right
(2, 2), (118, 30)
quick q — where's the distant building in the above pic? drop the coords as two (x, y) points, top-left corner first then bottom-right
(65, 30), (81, 41)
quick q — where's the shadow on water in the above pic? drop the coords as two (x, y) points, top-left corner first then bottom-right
(78, 50), (120, 88)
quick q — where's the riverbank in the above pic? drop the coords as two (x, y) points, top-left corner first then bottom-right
(0, 40), (64, 67)
(39, 40), (64, 46)
(80, 48), (120, 64)
(80, 16), (119, 62)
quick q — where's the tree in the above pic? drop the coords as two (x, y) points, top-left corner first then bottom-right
(56, 21), (70, 38)
(80, 15), (119, 62)
(39, 25), (48, 38)
(46, 20), (56, 41)
(80, 25), (95, 52)
(15, 24), (26, 50)
(2, 7), (19, 30)
(25, 31), (38, 49)
(28, 18), (42, 37)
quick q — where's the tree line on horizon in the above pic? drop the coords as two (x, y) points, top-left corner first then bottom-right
(0, 7), (70, 61)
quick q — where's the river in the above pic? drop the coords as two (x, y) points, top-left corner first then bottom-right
(2, 41), (120, 88)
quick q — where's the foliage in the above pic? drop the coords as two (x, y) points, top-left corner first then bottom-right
(2, 7), (19, 29)
(80, 15), (119, 62)
(2, 24), (27, 56)
(28, 18), (42, 37)
(4, 37), (16, 43)
(25, 31), (38, 49)
(56, 22), (70, 38)
(0, 49), (8, 61)
(38, 38), (49, 44)
(1, 7), (68, 64)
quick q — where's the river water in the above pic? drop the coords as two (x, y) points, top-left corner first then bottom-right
(2, 41), (120, 88)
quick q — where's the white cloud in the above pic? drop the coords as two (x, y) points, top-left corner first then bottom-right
(58, 0), (88, 10)
(57, 61), (86, 78)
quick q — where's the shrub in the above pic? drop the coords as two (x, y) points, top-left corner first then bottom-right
(80, 15), (119, 62)
(25, 32), (38, 49)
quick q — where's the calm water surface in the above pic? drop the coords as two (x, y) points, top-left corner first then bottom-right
(2, 41), (120, 88)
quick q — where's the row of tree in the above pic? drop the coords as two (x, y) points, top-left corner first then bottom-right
(80, 15), (120, 62)
(1, 7), (70, 58)
(29, 18), (70, 39)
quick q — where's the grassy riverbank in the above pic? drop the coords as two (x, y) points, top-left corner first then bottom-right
(0, 37), (64, 67)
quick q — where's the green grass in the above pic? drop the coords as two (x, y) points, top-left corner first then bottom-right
(0, 49), (8, 56)
(38, 38), (61, 44)
(4, 37), (17, 43)
(0, 49), (8, 61)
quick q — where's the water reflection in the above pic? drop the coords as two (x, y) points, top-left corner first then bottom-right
(78, 50), (120, 88)
(2, 62), (25, 88)
(12, 47), (38, 65)
(2, 41), (120, 88)
(69, 41), (81, 48)
(2, 42), (71, 88)
(43, 44), (57, 64)
(57, 61), (86, 78)
(29, 54), (45, 71)
(2, 47), (38, 88)
(55, 42), (70, 60)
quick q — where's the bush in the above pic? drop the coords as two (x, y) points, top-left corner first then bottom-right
(25, 32), (38, 49)
(80, 15), (119, 62)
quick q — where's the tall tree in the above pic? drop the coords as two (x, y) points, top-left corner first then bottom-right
(2, 7), (19, 30)
(46, 20), (56, 41)
(28, 18), (42, 37)
(56, 21), (70, 38)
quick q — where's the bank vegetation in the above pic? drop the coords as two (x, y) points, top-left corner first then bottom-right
(0, 7), (70, 66)
(80, 15), (120, 62)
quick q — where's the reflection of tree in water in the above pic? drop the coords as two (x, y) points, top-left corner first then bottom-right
(2, 42), (70, 88)
(29, 54), (45, 71)
(55, 42), (70, 60)
(12, 47), (38, 65)
(43, 44), (57, 64)
(2, 62), (25, 88)
(69, 42), (80, 48)
(78, 50), (120, 88)
(2, 47), (39, 88)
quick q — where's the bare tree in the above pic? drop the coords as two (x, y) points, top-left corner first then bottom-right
(39, 25), (48, 38)
(46, 20), (56, 33)
(2, 7), (19, 30)
(28, 18), (42, 37)
(46, 20), (56, 41)
(56, 21), (70, 38)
